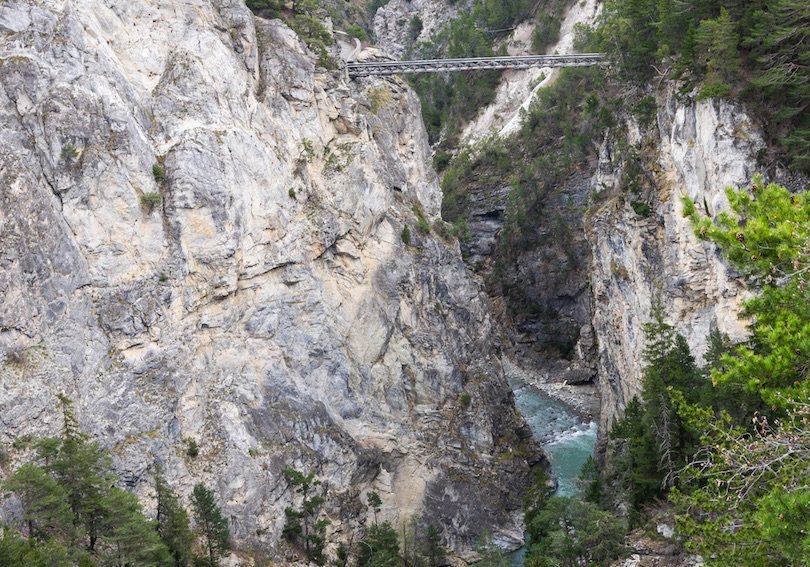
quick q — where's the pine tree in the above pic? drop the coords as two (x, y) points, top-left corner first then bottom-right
(282, 467), (328, 565)
(3, 464), (72, 542)
(47, 395), (113, 552)
(420, 525), (446, 567)
(190, 484), (230, 567)
(154, 465), (194, 567)
(100, 487), (172, 566)
(357, 521), (400, 567)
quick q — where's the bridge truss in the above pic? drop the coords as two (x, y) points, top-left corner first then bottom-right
(346, 53), (606, 77)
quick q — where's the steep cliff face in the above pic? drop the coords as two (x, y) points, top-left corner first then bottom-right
(588, 90), (763, 430)
(373, 0), (463, 58)
(0, 0), (534, 557)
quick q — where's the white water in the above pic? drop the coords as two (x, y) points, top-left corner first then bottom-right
(507, 374), (598, 565)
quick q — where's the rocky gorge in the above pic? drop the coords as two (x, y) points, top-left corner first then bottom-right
(0, 0), (804, 565)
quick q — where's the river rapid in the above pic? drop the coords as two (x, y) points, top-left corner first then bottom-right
(507, 374), (598, 564)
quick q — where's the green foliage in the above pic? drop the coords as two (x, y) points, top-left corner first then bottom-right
(525, 497), (626, 567)
(191, 483), (230, 567)
(531, 13), (561, 54)
(245, 0), (284, 18)
(408, 16), (423, 42)
(400, 224), (411, 245)
(282, 467), (328, 565)
(141, 191), (162, 212)
(672, 414), (810, 567)
(357, 521), (400, 567)
(630, 200), (651, 216)
(60, 143), (78, 162)
(667, 178), (810, 566)
(419, 525), (446, 567)
(185, 437), (200, 458)
(155, 465), (194, 567)
(366, 491), (382, 525)
(605, 305), (706, 516)
(412, 204), (431, 234)
(0, 527), (70, 566)
(346, 24), (368, 42)
(152, 163), (166, 182)
(684, 178), (810, 408)
(594, 0), (810, 172)
(292, 13), (335, 68)
(1, 396), (177, 566)
(101, 487), (173, 566)
(474, 532), (508, 567)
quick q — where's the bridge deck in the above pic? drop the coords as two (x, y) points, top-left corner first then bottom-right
(347, 53), (606, 77)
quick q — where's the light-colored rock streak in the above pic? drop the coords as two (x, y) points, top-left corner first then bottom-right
(461, 0), (602, 144)
(588, 93), (763, 429)
(0, 0), (532, 557)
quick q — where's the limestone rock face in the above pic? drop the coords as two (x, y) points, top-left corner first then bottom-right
(372, 0), (463, 58)
(0, 0), (533, 557)
(588, 91), (764, 430)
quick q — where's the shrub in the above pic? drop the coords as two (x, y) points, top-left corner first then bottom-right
(408, 16), (423, 41)
(152, 163), (165, 182)
(288, 188), (297, 200)
(140, 192), (162, 212)
(368, 85), (392, 114)
(401, 224), (411, 245)
(412, 204), (431, 234)
(60, 143), (78, 162)
(631, 201), (652, 217)
(346, 24), (367, 41)
(184, 438), (199, 458)
(459, 391), (471, 409)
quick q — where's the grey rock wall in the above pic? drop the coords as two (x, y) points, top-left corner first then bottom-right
(588, 90), (763, 430)
(0, 0), (533, 558)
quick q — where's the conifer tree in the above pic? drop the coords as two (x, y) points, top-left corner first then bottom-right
(101, 487), (172, 566)
(47, 395), (112, 552)
(154, 465), (193, 567)
(190, 483), (230, 567)
(3, 464), (72, 542)
(282, 467), (328, 565)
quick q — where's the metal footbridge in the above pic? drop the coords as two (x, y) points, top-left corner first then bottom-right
(346, 53), (606, 77)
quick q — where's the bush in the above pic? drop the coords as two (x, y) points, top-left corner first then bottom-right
(408, 16), (423, 42)
(346, 24), (367, 41)
(401, 225), (411, 245)
(412, 204), (431, 234)
(61, 143), (78, 162)
(631, 201), (652, 217)
(184, 438), (199, 458)
(140, 192), (162, 212)
(152, 163), (165, 182)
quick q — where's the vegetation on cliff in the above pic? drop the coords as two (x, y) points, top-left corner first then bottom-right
(0, 397), (230, 567)
(594, 0), (810, 172)
(583, 180), (810, 566)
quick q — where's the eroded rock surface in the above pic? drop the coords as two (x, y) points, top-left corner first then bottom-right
(588, 91), (763, 430)
(0, 0), (534, 558)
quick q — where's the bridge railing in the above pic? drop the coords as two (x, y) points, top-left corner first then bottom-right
(346, 53), (606, 77)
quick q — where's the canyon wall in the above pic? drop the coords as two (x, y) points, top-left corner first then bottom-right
(0, 0), (534, 558)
